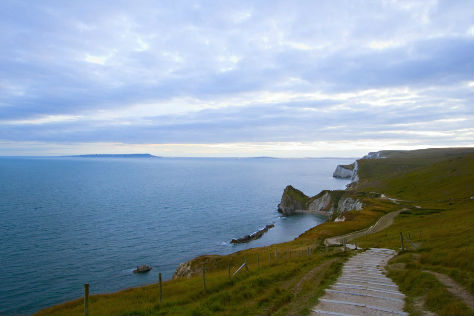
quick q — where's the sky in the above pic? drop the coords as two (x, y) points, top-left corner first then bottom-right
(0, 0), (473, 157)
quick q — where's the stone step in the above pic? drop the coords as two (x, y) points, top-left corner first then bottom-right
(317, 299), (408, 316)
(339, 276), (394, 285)
(324, 291), (404, 311)
(335, 281), (398, 291)
(342, 267), (383, 272)
(326, 289), (403, 303)
(331, 284), (405, 297)
(337, 279), (399, 289)
(339, 277), (396, 286)
(340, 271), (385, 278)
(311, 309), (360, 316)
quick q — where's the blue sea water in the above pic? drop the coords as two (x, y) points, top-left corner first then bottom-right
(0, 157), (353, 315)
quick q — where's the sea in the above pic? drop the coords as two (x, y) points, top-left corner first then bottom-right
(0, 156), (353, 315)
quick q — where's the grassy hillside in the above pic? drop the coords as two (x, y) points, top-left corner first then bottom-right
(356, 148), (473, 201)
(354, 149), (474, 315)
(36, 148), (474, 316)
(36, 198), (396, 316)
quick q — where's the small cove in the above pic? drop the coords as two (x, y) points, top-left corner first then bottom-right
(0, 157), (352, 314)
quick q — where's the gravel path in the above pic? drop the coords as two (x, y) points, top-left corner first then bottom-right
(424, 270), (474, 310)
(311, 248), (407, 316)
(325, 210), (403, 248)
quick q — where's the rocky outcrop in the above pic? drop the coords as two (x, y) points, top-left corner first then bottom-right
(231, 224), (274, 244)
(277, 185), (309, 215)
(333, 164), (354, 179)
(173, 255), (221, 279)
(307, 191), (333, 212)
(277, 187), (363, 220)
(173, 261), (193, 279)
(351, 161), (359, 182)
(363, 151), (386, 159)
(337, 197), (363, 212)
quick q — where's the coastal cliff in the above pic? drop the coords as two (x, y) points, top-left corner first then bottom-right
(277, 185), (309, 215)
(278, 158), (367, 220)
(333, 164), (354, 178)
(277, 186), (363, 220)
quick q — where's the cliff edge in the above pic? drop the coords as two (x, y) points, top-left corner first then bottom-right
(333, 164), (354, 178)
(277, 186), (363, 220)
(277, 185), (309, 215)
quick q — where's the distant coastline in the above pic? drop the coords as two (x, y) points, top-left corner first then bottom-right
(70, 153), (160, 158)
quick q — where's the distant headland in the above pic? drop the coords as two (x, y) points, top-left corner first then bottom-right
(71, 154), (160, 158)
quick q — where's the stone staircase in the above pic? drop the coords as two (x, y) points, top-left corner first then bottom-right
(312, 248), (407, 316)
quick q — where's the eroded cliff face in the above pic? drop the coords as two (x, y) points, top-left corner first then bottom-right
(277, 187), (363, 220)
(173, 255), (221, 279)
(337, 197), (363, 212)
(277, 185), (309, 215)
(173, 261), (193, 279)
(333, 165), (353, 179)
(307, 191), (333, 212)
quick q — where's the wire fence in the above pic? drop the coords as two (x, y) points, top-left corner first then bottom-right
(81, 242), (349, 315)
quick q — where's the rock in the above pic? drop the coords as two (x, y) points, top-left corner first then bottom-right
(133, 264), (152, 273)
(333, 164), (354, 179)
(307, 191), (333, 212)
(231, 224), (275, 244)
(173, 261), (192, 279)
(362, 151), (386, 159)
(173, 255), (221, 279)
(277, 185), (363, 220)
(277, 185), (309, 215)
(351, 161), (359, 182)
(337, 197), (363, 212)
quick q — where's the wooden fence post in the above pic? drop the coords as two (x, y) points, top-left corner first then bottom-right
(400, 232), (404, 251)
(325, 244), (328, 254)
(307, 247), (310, 257)
(84, 283), (89, 316)
(245, 257), (248, 271)
(275, 250), (278, 262)
(202, 264), (206, 291)
(228, 263), (231, 279)
(159, 273), (162, 303)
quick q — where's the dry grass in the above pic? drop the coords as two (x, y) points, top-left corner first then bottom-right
(36, 148), (474, 316)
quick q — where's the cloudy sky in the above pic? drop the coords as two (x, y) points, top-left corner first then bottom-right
(0, 0), (472, 157)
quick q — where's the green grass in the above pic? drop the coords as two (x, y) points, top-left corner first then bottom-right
(36, 147), (474, 316)
(36, 197), (392, 316)
(284, 185), (309, 206)
(353, 149), (474, 315)
(36, 248), (350, 316)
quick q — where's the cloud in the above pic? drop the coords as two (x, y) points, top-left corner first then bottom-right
(0, 0), (472, 155)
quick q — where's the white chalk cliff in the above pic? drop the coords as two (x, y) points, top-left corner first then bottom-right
(332, 165), (353, 178)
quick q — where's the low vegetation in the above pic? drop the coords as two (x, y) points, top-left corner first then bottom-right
(36, 148), (474, 316)
(354, 149), (474, 315)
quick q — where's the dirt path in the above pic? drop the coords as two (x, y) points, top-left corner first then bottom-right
(311, 248), (407, 316)
(293, 259), (336, 295)
(424, 270), (474, 310)
(325, 209), (403, 247)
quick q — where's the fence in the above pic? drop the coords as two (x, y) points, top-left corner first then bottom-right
(81, 243), (348, 315)
(82, 230), (424, 315)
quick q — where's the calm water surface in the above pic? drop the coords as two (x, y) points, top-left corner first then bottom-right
(0, 157), (352, 314)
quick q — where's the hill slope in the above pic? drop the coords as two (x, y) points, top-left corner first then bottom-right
(35, 148), (474, 316)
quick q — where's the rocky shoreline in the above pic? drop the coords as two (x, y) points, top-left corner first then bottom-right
(230, 224), (275, 244)
(174, 154), (373, 279)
